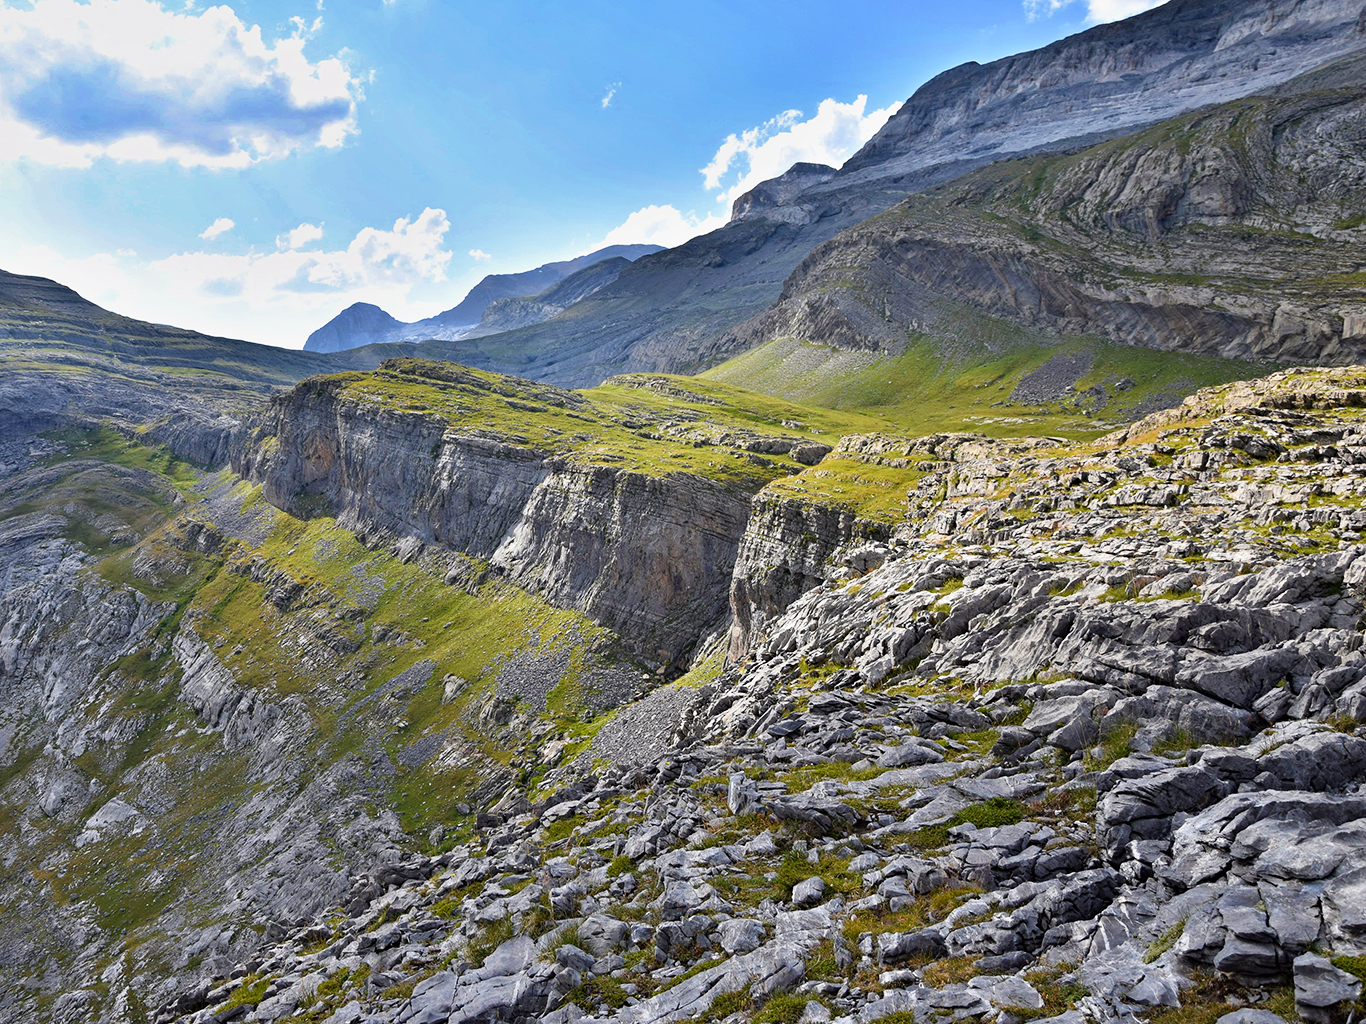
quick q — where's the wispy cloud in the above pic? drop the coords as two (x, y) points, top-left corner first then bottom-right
(8, 209), (453, 346)
(1024, 0), (1169, 22)
(599, 205), (727, 249)
(701, 95), (898, 207)
(0, 0), (362, 169)
(199, 217), (235, 241)
(601, 82), (620, 109)
(469, 248), (492, 262)
(277, 223), (324, 251)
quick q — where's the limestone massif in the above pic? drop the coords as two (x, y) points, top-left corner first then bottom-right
(338, 0), (1366, 386)
(726, 55), (1366, 367)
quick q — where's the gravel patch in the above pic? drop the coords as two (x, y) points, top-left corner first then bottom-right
(1010, 350), (1095, 405)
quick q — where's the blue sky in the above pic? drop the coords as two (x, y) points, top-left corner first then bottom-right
(0, 0), (1163, 347)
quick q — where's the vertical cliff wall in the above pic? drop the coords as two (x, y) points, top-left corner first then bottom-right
(238, 378), (758, 666)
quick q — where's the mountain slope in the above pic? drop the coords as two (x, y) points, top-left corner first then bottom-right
(410, 0), (1366, 387)
(0, 268), (414, 460)
(473, 256), (633, 334)
(721, 55), (1366, 376)
(302, 244), (663, 353)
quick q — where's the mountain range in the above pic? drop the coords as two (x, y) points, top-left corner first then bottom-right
(302, 244), (663, 353)
(321, 0), (1366, 387)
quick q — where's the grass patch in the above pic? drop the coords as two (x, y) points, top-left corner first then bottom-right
(1145, 921), (1186, 964)
(468, 917), (514, 968)
(706, 987), (753, 1021)
(906, 798), (1027, 850)
(220, 975), (269, 1012)
(773, 850), (863, 901)
(922, 957), (982, 987)
(1086, 723), (1139, 771)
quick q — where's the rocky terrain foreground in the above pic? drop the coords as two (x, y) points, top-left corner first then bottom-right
(129, 366), (1366, 1024)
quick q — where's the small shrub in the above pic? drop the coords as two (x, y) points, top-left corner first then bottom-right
(754, 992), (809, 1024)
(1332, 954), (1366, 982)
(1085, 723), (1138, 771)
(430, 896), (460, 920)
(468, 916), (514, 967)
(707, 987), (753, 1020)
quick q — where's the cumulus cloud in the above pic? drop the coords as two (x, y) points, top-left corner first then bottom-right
(199, 217), (235, 241)
(700, 95), (898, 208)
(0, 0), (362, 168)
(469, 249), (492, 262)
(6, 208), (453, 346)
(599, 204), (728, 249)
(601, 82), (620, 109)
(277, 223), (324, 250)
(1024, 0), (1169, 22)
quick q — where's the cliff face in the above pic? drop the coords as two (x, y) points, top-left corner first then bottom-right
(734, 58), (1366, 366)
(839, 0), (1366, 184)
(239, 364), (907, 669)
(726, 494), (886, 660)
(240, 377), (757, 665)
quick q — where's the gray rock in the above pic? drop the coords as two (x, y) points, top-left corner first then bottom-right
(1294, 953), (1363, 1022)
(578, 914), (630, 957)
(792, 877), (826, 908)
(718, 918), (767, 955)
(1213, 1012), (1289, 1024)
(876, 740), (944, 768)
(556, 944), (596, 973)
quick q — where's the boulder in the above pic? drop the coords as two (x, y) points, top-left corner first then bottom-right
(1294, 953), (1363, 1023)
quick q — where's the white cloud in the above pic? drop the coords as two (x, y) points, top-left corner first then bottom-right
(700, 96), (898, 207)
(277, 222), (324, 250)
(601, 82), (620, 109)
(1024, 0), (1169, 22)
(199, 217), (235, 241)
(0, 0), (362, 169)
(469, 249), (492, 262)
(599, 205), (728, 249)
(5, 208), (453, 346)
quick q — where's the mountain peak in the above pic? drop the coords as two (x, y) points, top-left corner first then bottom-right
(304, 301), (404, 353)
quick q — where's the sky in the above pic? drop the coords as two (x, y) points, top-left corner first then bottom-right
(0, 0), (1167, 349)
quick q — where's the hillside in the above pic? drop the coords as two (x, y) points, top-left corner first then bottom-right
(0, 268), (419, 463)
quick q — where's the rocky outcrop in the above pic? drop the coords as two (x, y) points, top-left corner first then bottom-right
(730, 163), (837, 225)
(727, 494), (886, 661)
